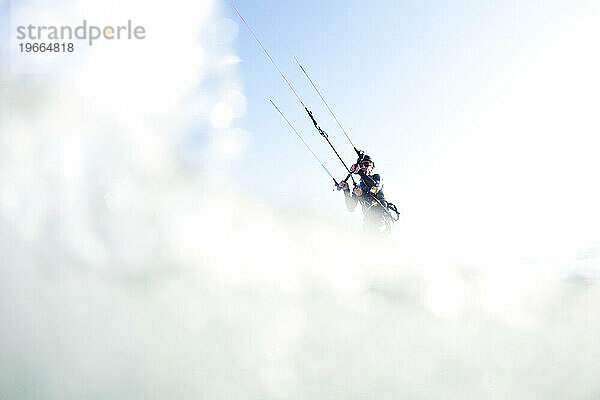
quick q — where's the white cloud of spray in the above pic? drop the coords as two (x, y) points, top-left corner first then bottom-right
(1, 1), (600, 399)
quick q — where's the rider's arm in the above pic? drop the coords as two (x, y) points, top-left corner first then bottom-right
(344, 188), (358, 212)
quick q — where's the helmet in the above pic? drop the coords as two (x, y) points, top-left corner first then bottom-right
(357, 154), (374, 168)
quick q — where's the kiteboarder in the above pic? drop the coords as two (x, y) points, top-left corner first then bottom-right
(338, 154), (393, 235)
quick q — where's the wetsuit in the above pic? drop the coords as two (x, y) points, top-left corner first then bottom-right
(343, 171), (391, 235)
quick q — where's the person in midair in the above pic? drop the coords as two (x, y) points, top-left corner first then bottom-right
(338, 154), (392, 235)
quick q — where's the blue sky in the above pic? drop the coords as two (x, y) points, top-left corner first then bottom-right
(225, 0), (560, 201)
(225, 0), (600, 254)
